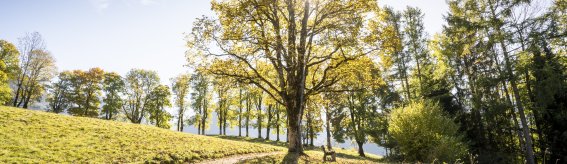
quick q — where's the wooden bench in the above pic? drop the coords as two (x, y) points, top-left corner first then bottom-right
(321, 145), (336, 162)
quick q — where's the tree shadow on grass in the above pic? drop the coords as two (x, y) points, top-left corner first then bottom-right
(212, 135), (288, 148)
(333, 153), (382, 163)
(212, 135), (383, 163)
(303, 146), (383, 163)
(233, 152), (309, 164)
(234, 154), (280, 164)
(282, 152), (306, 164)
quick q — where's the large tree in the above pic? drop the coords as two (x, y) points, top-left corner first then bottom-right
(187, 0), (378, 153)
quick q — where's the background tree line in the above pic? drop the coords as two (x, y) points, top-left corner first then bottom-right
(0, 32), (289, 141)
(0, 32), (176, 129)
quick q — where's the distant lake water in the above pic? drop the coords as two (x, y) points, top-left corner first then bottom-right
(181, 113), (386, 156)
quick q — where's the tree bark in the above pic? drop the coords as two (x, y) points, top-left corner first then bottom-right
(287, 112), (303, 153)
(357, 141), (366, 157)
(285, 96), (305, 154)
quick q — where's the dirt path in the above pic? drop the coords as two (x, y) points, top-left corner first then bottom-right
(197, 151), (283, 164)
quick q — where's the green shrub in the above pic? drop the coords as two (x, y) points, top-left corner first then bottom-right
(388, 100), (467, 162)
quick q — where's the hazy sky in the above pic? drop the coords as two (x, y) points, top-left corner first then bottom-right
(0, 0), (448, 84)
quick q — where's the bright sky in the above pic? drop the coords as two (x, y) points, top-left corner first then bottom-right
(0, 0), (448, 84)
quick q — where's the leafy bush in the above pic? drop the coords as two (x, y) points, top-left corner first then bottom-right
(388, 100), (467, 162)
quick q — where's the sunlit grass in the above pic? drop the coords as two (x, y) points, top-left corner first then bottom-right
(237, 150), (382, 163)
(0, 106), (283, 163)
(215, 136), (383, 163)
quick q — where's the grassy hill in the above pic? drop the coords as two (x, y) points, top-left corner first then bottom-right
(0, 106), (283, 163)
(0, 106), (382, 163)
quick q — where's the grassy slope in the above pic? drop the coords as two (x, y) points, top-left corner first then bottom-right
(0, 106), (283, 163)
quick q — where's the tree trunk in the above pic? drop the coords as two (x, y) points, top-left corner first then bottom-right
(257, 96), (262, 139)
(197, 106), (202, 135)
(286, 128), (289, 143)
(287, 114), (302, 153)
(18, 85), (31, 108)
(178, 106), (184, 132)
(357, 141), (366, 157)
(239, 112), (242, 137)
(219, 114), (223, 135)
(309, 123), (314, 147)
(306, 112), (314, 147)
(500, 40), (536, 164)
(486, 4), (535, 162)
(490, 43), (526, 155)
(12, 77), (24, 107)
(285, 98), (304, 154)
(283, 0), (309, 154)
(415, 52), (423, 93)
(198, 123), (201, 135)
(266, 104), (272, 140)
(180, 114), (184, 132)
(276, 107), (280, 142)
(201, 100), (207, 135)
(223, 112), (227, 135)
(108, 110), (112, 120)
(246, 97), (250, 137)
(325, 107), (332, 149)
(84, 91), (91, 116)
(239, 89), (243, 137)
(22, 89), (33, 109)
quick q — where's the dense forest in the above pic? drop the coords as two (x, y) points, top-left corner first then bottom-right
(0, 0), (565, 163)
